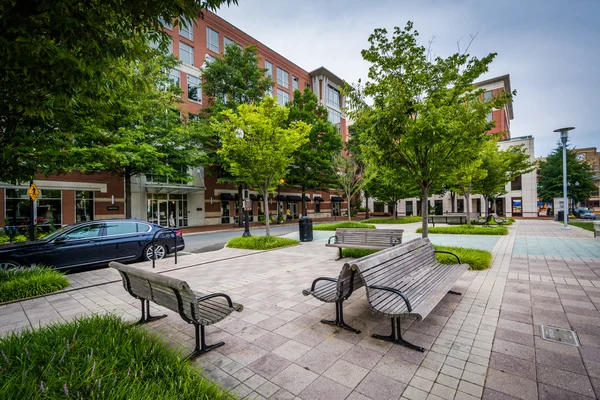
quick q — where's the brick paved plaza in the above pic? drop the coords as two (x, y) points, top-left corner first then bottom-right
(1, 220), (600, 399)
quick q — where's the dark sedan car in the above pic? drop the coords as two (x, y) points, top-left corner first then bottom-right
(0, 219), (184, 271)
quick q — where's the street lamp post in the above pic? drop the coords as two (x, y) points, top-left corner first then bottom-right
(235, 128), (251, 237)
(554, 127), (575, 229)
(277, 178), (284, 224)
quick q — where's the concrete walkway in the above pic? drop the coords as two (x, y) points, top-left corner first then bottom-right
(1, 220), (599, 399)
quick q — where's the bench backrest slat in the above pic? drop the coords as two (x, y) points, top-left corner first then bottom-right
(335, 228), (403, 247)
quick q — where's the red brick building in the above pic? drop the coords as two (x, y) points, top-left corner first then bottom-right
(1, 11), (349, 229)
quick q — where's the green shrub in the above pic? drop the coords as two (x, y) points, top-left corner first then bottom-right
(226, 235), (299, 250)
(0, 314), (233, 399)
(362, 216), (423, 224)
(341, 245), (492, 270)
(313, 222), (376, 231)
(0, 235), (28, 245)
(472, 216), (515, 226)
(569, 221), (594, 232)
(417, 225), (508, 235)
(0, 266), (69, 303)
(434, 245), (492, 270)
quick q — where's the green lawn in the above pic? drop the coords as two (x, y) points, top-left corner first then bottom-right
(342, 245), (492, 270)
(417, 225), (508, 235)
(361, 216), (423, 224)
(226, 235), (299, 250)
(569, 221), (594, 232)
(0, 314), (233, 399)
(0, 266), (69, 303)
(313, 222), (376, 231)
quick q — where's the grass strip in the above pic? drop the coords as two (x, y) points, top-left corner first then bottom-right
(0, 314), (233, 399)
(226, 235), (299, 250)
(417, 225), (508, 235)
(568, 221), (594, 232)
(313, 222), (376, 231)
(342, 245), (492, 270)
(361, 216), (423, 224)
(0, 266), (69, 303)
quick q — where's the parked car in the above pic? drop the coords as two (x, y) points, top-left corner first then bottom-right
(578, 210), (597, 220)
(0, 219), (184, 271)
(573, 207), (590, 218)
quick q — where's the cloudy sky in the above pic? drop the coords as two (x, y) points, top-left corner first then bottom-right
(217, 0), (599, 158)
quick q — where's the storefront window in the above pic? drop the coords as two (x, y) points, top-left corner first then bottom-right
(374, 202), (384, 213)
(146, 193), (188, 227)
(76, 191), (94, 222)
(5, 189), (30, 226)
(37, 190), (62, 227)
(5, 188), (61, 228)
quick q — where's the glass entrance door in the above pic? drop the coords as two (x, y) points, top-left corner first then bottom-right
(290, 202), (299, 219)
(512, 198), (522, 217)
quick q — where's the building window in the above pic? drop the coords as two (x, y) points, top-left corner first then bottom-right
(327, 85), (340, 108)
(168, 69), (180, 87)
(374, 202), (384, 213)
(484, 90), (492, 101)
(327, 107), (341, 126)
(202, 54), (215, 68)
(159, 17), (172, 30)
(76, 191), (94, 222)
(179, 24), (193, 40)
(206, 27), (219, 53)
(277, 89), (289, 105)
(511, 175), (522, 191)
(487, 111), (493, 122)
(315, 200), (321, 213)
(188, 113), (200, 121)
(457, 199), (464, 213)
(150, 38), (173, 54)
(292, 76), (299, 91)
(277, 67), (289, 88)
(305, 83), (311, 90)
(224, 37), (240, 50)
(264, 60), (273, 78)
(187, 75), (201, 103)
(179, 42), (194, 65)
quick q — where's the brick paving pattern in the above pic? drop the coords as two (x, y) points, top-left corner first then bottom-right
(1, 219), (599, 399)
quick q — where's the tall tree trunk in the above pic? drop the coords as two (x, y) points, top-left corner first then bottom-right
(421, 187), (429, 238)
(348, 198), (352, 222)
(483, 195), (489, 217)
(465, 184), (471, 227)
(393, 199), (398, 219)
(264, 184), (270, 236)
(450, 191), (456, 213)
(125, 169), (132, 219)
(365, 191), (370, 220)
(237, 185), (243, 227)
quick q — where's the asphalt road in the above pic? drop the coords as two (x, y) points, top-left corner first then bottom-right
(181, 224), (299, 253)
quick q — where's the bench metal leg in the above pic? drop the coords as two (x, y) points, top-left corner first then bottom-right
(186, 324), (225, 360)
(135, 299), (167, 325)
(372, 317), (424, 352)
(321, 301), (361, 334)
(448, 290), (462, 295)
(335, 247), (343, 261)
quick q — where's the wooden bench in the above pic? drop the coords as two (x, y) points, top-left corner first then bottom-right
(110, 262), (243, 359)
(325, 228), (404, 260)
(342, 238), (469, 352)
(475, 214), (507, 227)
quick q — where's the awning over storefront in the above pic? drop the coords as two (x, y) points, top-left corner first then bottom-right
(220, 193), (236, 201)
(276, 195), (287, 201)
(314, 196), (323, 202)
(249, 194), (259, 201)
(286, 195), (302, 202)
(304, 196), (311, 202)
(145, 184), (203, 194)
(331, 196), (344, 202)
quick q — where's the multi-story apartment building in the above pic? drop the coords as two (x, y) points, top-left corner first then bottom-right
(1, 11), (349, 229)
(364, 74), (540, 218)
(573, 147), (600, 210)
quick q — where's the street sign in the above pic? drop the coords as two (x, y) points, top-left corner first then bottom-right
(27, 183), (40, 201)
(243, 198), (252, 211)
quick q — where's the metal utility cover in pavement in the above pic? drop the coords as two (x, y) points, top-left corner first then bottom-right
(540, 325), (580, 347)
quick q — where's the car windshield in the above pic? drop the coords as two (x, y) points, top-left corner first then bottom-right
(41, 225), (73, 241)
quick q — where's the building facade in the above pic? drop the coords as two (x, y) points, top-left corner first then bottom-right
(363, 74), (539, 218)
(1, 11), (349, 229)
(573, 147), (600, 211)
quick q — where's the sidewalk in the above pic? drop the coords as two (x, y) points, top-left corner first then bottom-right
(1, 220), (599, 399)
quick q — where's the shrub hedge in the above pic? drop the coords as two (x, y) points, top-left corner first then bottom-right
(226, 235), (299, 250)
(313, 222), (376, 231)
(361, 216), (423, 224)
(0, 266), (69, 303)
(417, 225), (508, 235)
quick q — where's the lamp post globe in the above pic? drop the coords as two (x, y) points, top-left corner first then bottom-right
(553, 127), (575, 229)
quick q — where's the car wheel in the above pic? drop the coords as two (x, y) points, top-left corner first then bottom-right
(0, 260), (21, 270)
(143, 244), (167, 261)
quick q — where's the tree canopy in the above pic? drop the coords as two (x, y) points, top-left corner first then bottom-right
(538, 144), (596, 205)
(347, 22), (513, 236)
(333, 151), (364, 222)
(285, 88), (343, 214)
(215, 97), (310, 235)
(0, 0), (237, 184)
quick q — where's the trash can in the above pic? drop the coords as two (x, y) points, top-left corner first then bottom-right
(298, 216), (313, 242)
(556, 210), (569, 222)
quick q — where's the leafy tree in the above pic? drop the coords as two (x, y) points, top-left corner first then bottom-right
(363, 165), (420, 219)
(215, 97), (310, 235)
(452, 159), (487, 226)
(538, 143), (596, 206)
(333, 152), (364, 222)
(347, 22), (512, 237)
(200, 44), (274, 225)
(0, 0), (237, 184)
(285, 88), (343, 215)
(67, 56), (204, 218)
(476, 142), (535, 215)
(347, 123), (371, 218)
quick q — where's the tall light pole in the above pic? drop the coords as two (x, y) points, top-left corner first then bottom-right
(554, 127), (575, 229)
(235, 128), (251, 237)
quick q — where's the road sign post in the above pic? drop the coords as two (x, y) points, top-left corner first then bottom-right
(27, 182), (39, 241)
